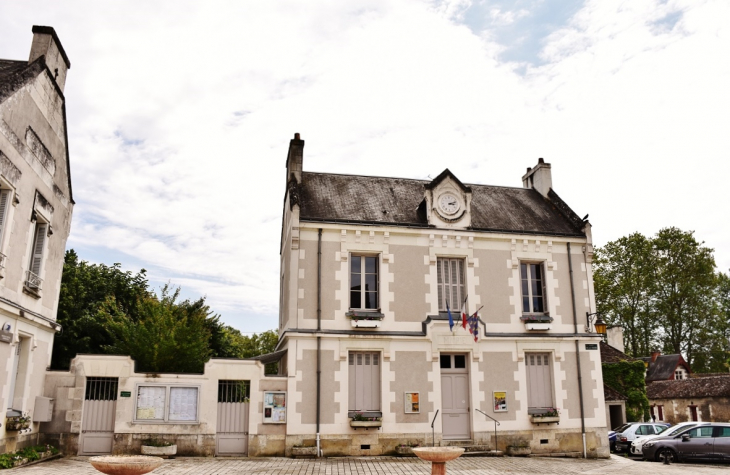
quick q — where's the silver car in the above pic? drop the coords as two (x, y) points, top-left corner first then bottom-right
(643, 423), (730, 463)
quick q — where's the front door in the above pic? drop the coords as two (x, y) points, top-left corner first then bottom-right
(79, 377), (118, 455)
(440, 354), (470, 440)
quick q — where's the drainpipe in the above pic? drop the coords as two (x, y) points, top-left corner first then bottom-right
(316, 229), (322, 457)
(567, 242), (587, 458)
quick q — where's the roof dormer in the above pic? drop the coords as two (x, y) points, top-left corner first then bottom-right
(424, 169), (472, 229)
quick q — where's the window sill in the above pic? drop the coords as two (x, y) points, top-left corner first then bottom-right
(351, 320), (381, 329)
(22, 285), (42, 299)
(350, 420), (382, 429)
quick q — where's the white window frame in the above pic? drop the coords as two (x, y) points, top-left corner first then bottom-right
(520, 262), (547, 315)
(133, 383), (201, 424)
(349, 254), (380, 311)
(437, 257), (466, 312)
(525, 352), (555, 413)
(0, 181), (15, 273)
(348, 351), (381, 415)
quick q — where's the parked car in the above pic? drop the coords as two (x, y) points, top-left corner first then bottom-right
(609, 423), (633, 452)
(643, 423), (730, 463)
(631, 422), (700, 457)
(615, 422), (670, 453)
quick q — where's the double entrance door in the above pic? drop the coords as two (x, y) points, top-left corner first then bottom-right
(440, 354), (470, 440)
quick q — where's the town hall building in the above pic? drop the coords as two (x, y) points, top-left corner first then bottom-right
(274, 133), (609, 457)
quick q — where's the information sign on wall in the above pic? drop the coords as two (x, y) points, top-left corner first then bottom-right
(404, 391), (420, 413)
(263, 391), (286, 424)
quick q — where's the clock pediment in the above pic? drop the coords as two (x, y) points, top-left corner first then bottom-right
(425, 169), (472, 229)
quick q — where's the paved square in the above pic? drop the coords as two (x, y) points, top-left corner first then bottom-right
(6, 455), (728, 474)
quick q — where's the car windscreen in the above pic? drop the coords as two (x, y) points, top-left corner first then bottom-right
(655, 425), (668, 434)
(614, 424), (632, 433)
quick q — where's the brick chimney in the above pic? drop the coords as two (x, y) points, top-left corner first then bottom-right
(651, 350), (661, 363)
(285, 133), (304, 184)
(28, 26), (71, 93)
(522, 158), (552, 198)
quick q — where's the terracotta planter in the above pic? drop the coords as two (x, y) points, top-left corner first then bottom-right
(350, 420), (382, 429)
(141, 444), (176, 457)
(89, 455), (163, 475)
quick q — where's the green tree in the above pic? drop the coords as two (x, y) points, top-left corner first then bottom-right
(52, 250), (149, 369)
(651, 227), (717, 369)
(593, 233), (656, 357)
(104, 286), (214, 373)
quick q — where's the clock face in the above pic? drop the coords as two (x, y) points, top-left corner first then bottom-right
(438, 193), (460, 215)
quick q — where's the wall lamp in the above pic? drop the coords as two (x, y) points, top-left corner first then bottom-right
(586, 312), (607, 335)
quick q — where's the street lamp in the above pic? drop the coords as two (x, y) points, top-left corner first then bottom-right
(586, 312), (607, 335)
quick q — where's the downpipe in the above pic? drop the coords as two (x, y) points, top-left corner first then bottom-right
(316, 229), (322, 457)
(568, 242), (587, 459)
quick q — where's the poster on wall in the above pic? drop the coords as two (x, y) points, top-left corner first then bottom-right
(263, 391), (286, 424)
(136, 386), (166, 420)
(404, 391), (420, 413)
(493, 391), (507, 412)
(168, 387), (198, 421)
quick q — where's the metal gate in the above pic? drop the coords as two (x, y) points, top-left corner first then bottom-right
(216, 380), (250, 456)
(79, 377), (118, 455)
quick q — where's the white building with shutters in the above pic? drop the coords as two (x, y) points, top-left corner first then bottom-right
(270, 133), (610, 458)
(0, 26), (74, 454)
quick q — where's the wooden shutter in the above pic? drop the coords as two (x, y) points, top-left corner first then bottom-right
(348, 351), (380, 412)
(30, 222), (47, 275)
(438, 258), (465, 311)
(526, 353), (553, 409)
(0, 189), (9, 243)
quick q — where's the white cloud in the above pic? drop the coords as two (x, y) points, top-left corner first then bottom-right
(1, 0), (728, 334)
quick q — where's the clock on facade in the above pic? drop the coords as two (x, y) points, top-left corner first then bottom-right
(437, 193), (460, 215)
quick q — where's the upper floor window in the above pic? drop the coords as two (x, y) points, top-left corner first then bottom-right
(350, 255), (378, 310)
(0, 188), (10, 268)
(521, 262), (546, 314)
(437, 258), (465, 311)
(25, 219), (48, 293)
(674, 370), (684, 380)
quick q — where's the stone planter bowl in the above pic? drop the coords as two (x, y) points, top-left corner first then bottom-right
(141, 444), (176, 457)
(89, 455), (163, 475)
(412, 447), (464, 475)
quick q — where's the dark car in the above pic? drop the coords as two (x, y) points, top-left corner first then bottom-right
(643, 423), (730, 463)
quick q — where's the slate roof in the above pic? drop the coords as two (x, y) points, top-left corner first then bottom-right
(604, 384), (628, 401)
(298, 172), (585, 236)
(600, 342), (639, 364)
(639, 354), (690, 382)
(0, 58), (45, 105)
(647, 374), (730, 399)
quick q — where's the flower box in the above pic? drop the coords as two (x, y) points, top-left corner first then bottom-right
(530, 415), (560, 425)
(5, 416), (31, 431)
(141, 444), (177, 457)
(350, 420), (382, 429)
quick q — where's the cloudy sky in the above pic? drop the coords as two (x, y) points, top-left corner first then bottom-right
(1, 0), (728, 334)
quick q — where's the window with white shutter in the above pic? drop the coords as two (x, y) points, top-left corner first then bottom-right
(0, 189), (10, 245)
(25, 220), (48, 291)
(437, 258), (465, 312)
(348, 351), (381, 414)
(525, 353), (554, 413)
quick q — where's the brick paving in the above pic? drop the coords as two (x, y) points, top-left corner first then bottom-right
(6, 455), (729, 474)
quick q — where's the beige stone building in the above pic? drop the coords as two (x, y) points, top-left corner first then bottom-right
(274, 134), (609, 457)
(0, 26), (74, 454)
